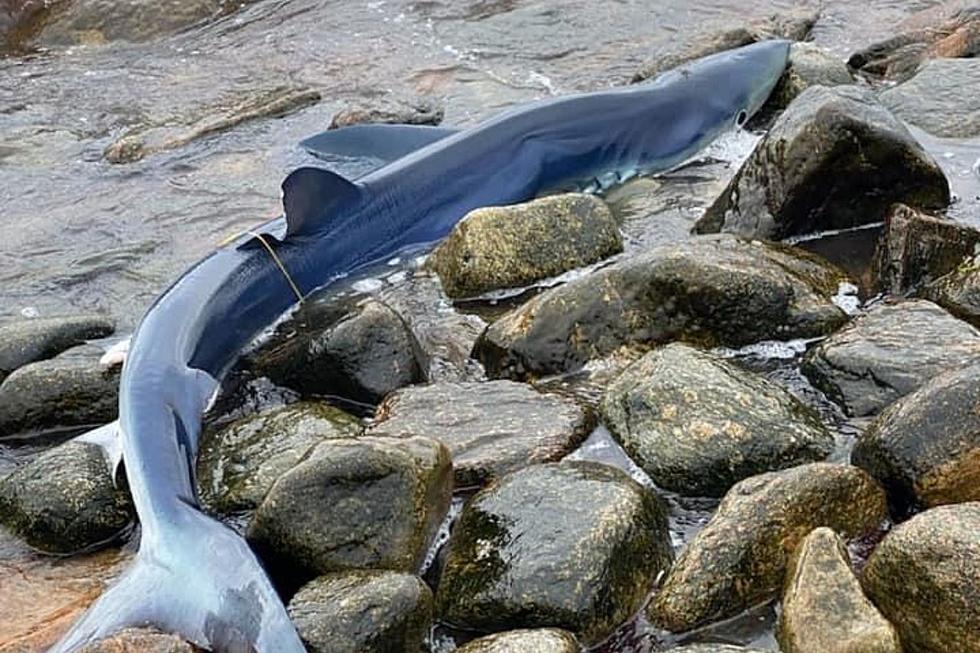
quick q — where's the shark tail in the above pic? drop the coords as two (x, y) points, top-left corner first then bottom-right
(49, 501), (306, 653)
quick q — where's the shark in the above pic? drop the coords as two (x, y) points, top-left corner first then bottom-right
(51, 39), (790, 652)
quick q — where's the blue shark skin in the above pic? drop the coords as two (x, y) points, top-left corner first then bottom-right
(51, 40), (789, 652)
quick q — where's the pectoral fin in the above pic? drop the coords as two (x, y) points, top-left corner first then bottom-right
(300, 124), (458, 164)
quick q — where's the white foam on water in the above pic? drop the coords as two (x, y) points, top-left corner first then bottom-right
(351, 278), (384, 293)
(420, 495), (465, 576)
(19, 306), (39, 318)
(832, 281), (862, 316)
(714, 337), (817, 360)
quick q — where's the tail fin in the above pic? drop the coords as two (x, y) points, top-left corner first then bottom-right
(50, 503), (305, 653)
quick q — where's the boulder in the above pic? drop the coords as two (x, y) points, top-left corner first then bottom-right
(428, 193), (622, 299)
(475, 235), (848, 380)
(329, 98), (444, 128)
(649, 463), (887, 632)
(863, 503), (980, 653)
(695, 85), (949, 239)
(78, 629), (199, 652)
(767, 43), (853, 111)
(921, 255), (980, 328)
(197, 401), (362, 513)
(0, 440), (132, 553)
(852, 363), (980, 513)
(0, 315), (113, 381)
(600, 343), (833, 497)
(664, 647), (770, 653)
(369, 380), (590, 488)
(455, 629), (580, 653)
(880, 58), (980, 137)
(777, 527), (901, 653)
(287, 571), (432, 653)
(801, 299), (980, 416)
(247, 435), (452, 578)
(437, 462), (672, 644)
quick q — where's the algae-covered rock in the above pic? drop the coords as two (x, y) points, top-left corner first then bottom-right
(475, 235), (847, 380)
(437, 462), (672, 644)
(428, 193), (622, 298)
(852, 363), (980, 513)
(0, 315), (114, 381)
(369, 380), (590, 487)
(287, 571), (432, 653)
(649, 463), (887, 632)
(863, 503), (980, 653)
(455, 629), (580, 653)
(0, 440), (132, 553)
(695, 85), (949, 239)
(198, 401), (362, 513)
(801, 299), (980, 417)
(248, 435), (452, 577)
(600, 343), (833, 497)
(78, 628), (199, 652)
(777, 527), (901, 653)
(880, 59), (980, 138)
(921, 256), (980, 328)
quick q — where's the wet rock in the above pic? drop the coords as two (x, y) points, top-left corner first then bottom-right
(248, 435), (452, 577)
(0, 0), (48, 52)
(649, 463), (887, 632)
(78, 629), (200, 652)
(0, 355), (119, 439)
(437, 462), (672, 644)
(287, 571), (432, 653)
(428, 193), (622, 299)
(767, 43), (853, 111)
(0, 315), (114, 381)
(0, 440), (132, 553)
(777, 527), (901, 653)
(695, 85), (949, 239)
(863, 503), (980, 653)
(330, 98), (444, 128)
(870, 203), (980, 294)
(455, 629), (580, 653)
(600, 343), (833, 497)
(369, 380), (590, 488)
(920, 253), (980, 327)
(879, 58), (980, 138)
(801, 299), (980, 417)
(198, 401), (362, 513)
(475, 235), (847, 380)
(665, 647), (769, 653)
(852, 363), (980, 513)
(250, 296), (426, 407)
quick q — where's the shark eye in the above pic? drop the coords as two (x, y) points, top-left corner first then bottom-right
(735, 109), (748, 127)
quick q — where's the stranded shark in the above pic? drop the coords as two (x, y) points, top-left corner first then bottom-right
(52, 40), (790, 652)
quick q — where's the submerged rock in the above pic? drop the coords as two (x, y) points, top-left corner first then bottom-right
(329, 98), (444, 128)
(475, 235), (847, 380)
(437, 462), (672, 644)
(248, 435), (452, 578)
(78, 629), (199, 652)
(777, 527), (901, 653)
(0, 440), (132, 553)
(880, 59), (980, 138)
(287, 571), (432, 653)
(600, 343), (832, 497)
(801, 299), (980, 417)
(455, 629), (580, 653)
(198, 401), (362, 513)
(428, 193), (622, 299)
(649, 463), (887, 632)
(369, 380), (590, 488)
(863, 503), (980, 653)
(0, 315), (114, 381)
(852, 363), (980, 513)
(695, 85), (949, 239)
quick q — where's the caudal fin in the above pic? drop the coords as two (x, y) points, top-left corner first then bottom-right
(50, 503), (305, 653)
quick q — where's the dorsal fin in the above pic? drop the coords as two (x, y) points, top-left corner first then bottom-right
(281, 167), (363, 238)
(300, 124), (458, 164)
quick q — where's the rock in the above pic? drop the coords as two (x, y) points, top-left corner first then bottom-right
(880, 59), (980, 138)
(370, 381), (589, 488)
(0, 315), (114, 381)
(801, 299), (980, 417)
(850, 7), (980, 82)
(649, 463), (887, 632)
(694, 85), (949, 239)
(437, 462), (672, 644)
(870, 203), (980, 294)
(247, 435), (452, 578)
(0, 440), (132, 553)
(198, 401), (362, 513)
(428, 194), (622, 299)
(664, 647), (770, 653)
(863, 503), (980, 653)
(767, 43), (854, 111)
(600, 344), (833, 497)
(777, 527), (901, 653)
(249, 296), (426, 407)
(852, 363), (980, 513)
(287, 571), (432, 653)
(330, 98), (444, 128)
(0, 355), (120, 438)
(920, 254), (980, 328)
(0, 0), (48, 52)
(475, 235), (847, 380)
(78, 629), (199, 652)
(455, 629), (580, 653)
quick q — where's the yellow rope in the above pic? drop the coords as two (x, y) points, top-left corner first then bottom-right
(218, 230), (305, 303)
